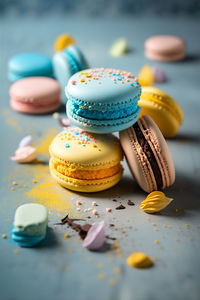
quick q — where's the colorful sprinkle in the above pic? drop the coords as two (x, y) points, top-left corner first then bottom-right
(65, 143), (70, 148)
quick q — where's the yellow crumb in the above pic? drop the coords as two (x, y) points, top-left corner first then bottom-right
(64, 233), (70, 239)
(112, 242), (119, 250)
(32, 179), (37, 183)
(24, 184), (27, 187)
(113, 267), (120, 274)
(154, 228), (158, 232)
(98, 273), (105, 280)
(126, 252), (154, 269)
(185, 224), (189, 228)
(13, 249), (19, 254)
(175, 208), (179, 213)
(152, 223), (156, 226)
(154, 240), (159, 244)
(162, 224), (167, 228)
(97, 263), (103, 269)
(10, 187), (14, 191)
(109, 278), (116, 286)
(2, 234), (7, 239)
(12, 181), (17, 185)
(52, 112), (59, 119)
(168, 225), (172, 228)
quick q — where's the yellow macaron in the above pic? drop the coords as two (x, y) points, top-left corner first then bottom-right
(49, 127), (123, 192)
(139, 87), (183, 138)
(54, 33), (75, 52)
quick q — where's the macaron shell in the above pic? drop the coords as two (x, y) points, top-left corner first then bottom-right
(49, 129), (123, 169)
(10, 77), (61, 103)
(120, 115), (175, 193)
(140, 115), (175, 188)
(49, 158), (122, 192)
(67, 68), (140, 104)
(145, 35), (185, 62)
(10, 98), (61, 114)
(8, 53), (54, 81)
(139, 87), (183, 138)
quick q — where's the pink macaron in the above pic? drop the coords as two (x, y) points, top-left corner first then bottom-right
(145, 35), (186, 62)
(119, 115), (175, 193)
(9, 77), (61, 114)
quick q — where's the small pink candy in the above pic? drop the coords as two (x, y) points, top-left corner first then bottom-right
(92, 201), (97, 206)
(71, 80), (76, 85)
(92, 209), (98, 216)
(106, 208), (112, 213)
(76, 200), (82, 206)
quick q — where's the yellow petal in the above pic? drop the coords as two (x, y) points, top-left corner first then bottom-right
(140, 191), (173, 213)
(126, 252), (154, 268)
(138, 65), (155, 86)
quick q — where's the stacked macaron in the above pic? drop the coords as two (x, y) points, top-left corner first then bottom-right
(49, 67), (177, 194)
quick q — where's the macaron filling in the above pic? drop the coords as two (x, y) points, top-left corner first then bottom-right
(51, 159), (122, 180)
(133, 122), (163, 188)
(68, 98), (139, 120)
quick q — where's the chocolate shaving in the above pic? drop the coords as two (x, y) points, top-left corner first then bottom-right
(127, 200), (135, 206)
(109, 224), (115, 227)
(106, 235), (116, 240)
(116, 204), (126, 210)
(112, 199), (118, 202)
(55, 215), (90, 240)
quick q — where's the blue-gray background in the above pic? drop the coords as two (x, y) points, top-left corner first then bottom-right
(1, 0), (200, 16)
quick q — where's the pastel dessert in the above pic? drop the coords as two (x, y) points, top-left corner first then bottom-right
(66, 68), (141, 134)
(119, 115), (175, 193)
(11, 203), (48, 247)
(139, 87), (183, 138)
(8, 52), (54, 82)
(53, 45), (88, 97)
(145, 35), (186, 62)
(138, 65), (155, 86)
(9, 77), (61, 114)
(109, 38), (129, 57)
(54, 33), (75, 52)
(49, 127), (123, 192)
(83, 221), (105, 250)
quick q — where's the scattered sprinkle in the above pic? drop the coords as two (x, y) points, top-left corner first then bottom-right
(71, 80), (76, 85)
(109, 278), (116, 285)
(154, 240), (159, 244)
(185, 224), (189, 228)
(24, 184), (27, 187)
(175, 208), (179, 213)
(152, 223), (156, 226)
(92, 209), (98, 216)
(113, 267), (120, 274)
(52, 112), (59, 119)
(13, 249), (19, 254)
(10, 187), (14, 191)
(64, 233), (70, 239)
(97, 263), (103, 269)
(12, 181), (17, 185)
(98, 273), (105, 280)
(76, 200), (82, 206)
(92, 201), (97, 206)
(65, 143), (70, 148)
(32, 179), (37, 184)
(2, 234), (7, 239)
(162, 224), (167, 228)
(106, 208), (112, 213)
(154, 228), (158, 232)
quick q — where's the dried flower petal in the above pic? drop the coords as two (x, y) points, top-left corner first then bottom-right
(140, 191), (173, 214)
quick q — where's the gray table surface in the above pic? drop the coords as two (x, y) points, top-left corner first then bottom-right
(0, 15), (200, 300)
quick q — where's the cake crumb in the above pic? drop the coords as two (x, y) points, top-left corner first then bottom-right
(162, 224), (167, 228)
(2, 234), (7, 239)
(98, 273), (105, 280)
(12, 181), (17, 185)
(13, 249), (19, 254)
(152, 223), (156, 226)
(154, 228), (158, 232)
(32, 179), (37, 183)
(154, 240), (159, 244)
(64, 233), (70, 239)
(109, 278), (116, 285)
(185, 224), (189, 228)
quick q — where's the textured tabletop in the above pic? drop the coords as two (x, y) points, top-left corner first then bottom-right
(0, 15), (200, 300)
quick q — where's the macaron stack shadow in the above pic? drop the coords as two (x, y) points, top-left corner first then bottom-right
(8, 53), (54, 82)
(145, 35), (186, 62)
(120, 115), (175, 193)
(53, 45), (89, 98)
(9, 77), (61, 114)
(66, 68), (141, 134)
(12, 203), (48, 247)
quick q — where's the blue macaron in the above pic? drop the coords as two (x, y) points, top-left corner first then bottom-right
(11, 228), (46, 247)
(66, 68), (141, 133)
(8, 53), (54, 82)
(53, 45), (89, 98)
